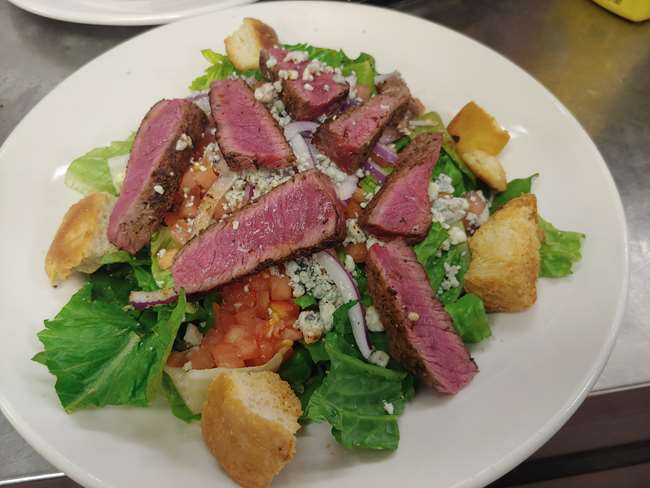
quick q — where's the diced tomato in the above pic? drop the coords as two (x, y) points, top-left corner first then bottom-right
(180, 167), (201, 192)
(222, 282), (257, 310)
(255, 289), (271, 319)
(270, 300), (300, 321)
(214, 308), (238, 331)
(193, 165), (218, 191)
(166, 351), (188, 368)
(178, 187), (201, 218)
(169, 218), (193, 246)
(235, 334), (260, 361)
(352, 188), (366, 203)
(269, 275), (293, 301)
(224, 325), (247, 344)
(210, 343), (246, 368)
(202, 325), (225, 348)
(189, 347), (215, 370)
(234, 308), (260, 327)
(345, 242), (367, 263)
(345, 199), (363, 219)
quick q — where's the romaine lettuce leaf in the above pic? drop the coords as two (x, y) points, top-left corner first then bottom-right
(539, 217), (585, 277)
(294, 295), (317, 309)
(162, 372), (201, 423)
(410, 112), (476, 186)
(490, 174), (538, 212)
(414, 222), (448, 264)
(190, 49), (262, 91)
(34, 284), (187, 413)
(302, 302), (414, 450)
(445, 293), (491, 343)
(283, 43), (377, 96)
(433, 149), (468, 196)
(64, 133), (134, 196)
(150, 228), (176, 289)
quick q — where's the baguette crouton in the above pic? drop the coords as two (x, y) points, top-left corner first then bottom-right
(464, 194), (540, 312)
(225, 18), (279, 71)
(448, 101), (510, 156)
(45, 192), (116, 285)
(462, 149), (507, 192)
(202, 371), (301, 488)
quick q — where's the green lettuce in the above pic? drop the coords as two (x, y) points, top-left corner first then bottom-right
(300, 302), (414, 450)
(64, 133), (134, 196)
(150, 228), (176, 289)
(407, 112), (476, 187)
(294, 295), (317, 309)
(490, 174), (537, 212)
(283, 43), (377, 96)
(433, 150), (467, 196)
(445, 294), (491, 343)
(539, 217), (585, 277)
(34, 284), (187, 413)
(189, 49), (263, 92)
(414, 224), (470, 305)
(414, 222), (448, 264)
(162, 372), (200, 423)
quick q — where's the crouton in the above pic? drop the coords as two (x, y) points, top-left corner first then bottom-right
(448, 101), (510, 156)
(45, 192), (116, 285)
(464, 194), (540, 312)
(462, 149), (507, 192)
(225, 18), (279, 71)
(202, 371), (301, 488)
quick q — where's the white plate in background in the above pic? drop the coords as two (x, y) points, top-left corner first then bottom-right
(0, 3), (628, 487)
(7, 0), (256, 25)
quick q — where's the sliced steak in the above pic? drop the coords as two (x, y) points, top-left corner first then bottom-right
(313, 76), (411, 174)
(260, 47), (348, 121)
(366, 239), (477, 394)
(172, 169), (346, 294)
(360, 133), (442, 242)
(210, 79), (294, 170)
(108, 98), (207, 254)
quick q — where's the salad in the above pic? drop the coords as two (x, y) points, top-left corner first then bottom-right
(36, 17), (585, 488)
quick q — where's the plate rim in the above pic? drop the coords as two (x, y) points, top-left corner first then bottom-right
(5, 0), (256, 26)
(0, 2), (630, 487)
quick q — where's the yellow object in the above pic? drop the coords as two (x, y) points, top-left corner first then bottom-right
(592, 0), (650, 21)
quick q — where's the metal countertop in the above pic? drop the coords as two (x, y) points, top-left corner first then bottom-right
(1, 0), (648, 484)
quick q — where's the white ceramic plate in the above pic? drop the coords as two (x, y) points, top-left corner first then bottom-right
(6, 0), (255, 26)
(0, 3), (628, 487)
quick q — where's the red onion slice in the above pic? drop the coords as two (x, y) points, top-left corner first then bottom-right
(284, 121), (319, 141)
(313, 251), (373, 359)
(130, 288), (178, 310)
(287, 133), (314, 168)
(372, 142), (399, 166)
(378, 126), (400, 145)
(363, 159), (388, 184)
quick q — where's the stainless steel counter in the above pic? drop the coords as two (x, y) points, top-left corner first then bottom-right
(1, 0), (649, 485)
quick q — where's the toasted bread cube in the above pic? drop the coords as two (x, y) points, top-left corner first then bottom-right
(225, 18), (279, 71)
(45, 192), (116, 285)
(448, 101), (510, 156)
(464, 194), (540, 312)
(462, 149), (507, 192)
(202, 371), (301, 488)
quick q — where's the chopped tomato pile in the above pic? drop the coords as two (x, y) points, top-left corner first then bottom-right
(167, 270), (302, 370)
(163, 125), (219, 247)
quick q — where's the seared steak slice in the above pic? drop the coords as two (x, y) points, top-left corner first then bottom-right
(108, 99), (207, 254)
(360, 133), (442, 242)
(210, 79), (294, 170)
(313, 76), (411, 174)
(259, 47), (348, 121)
(172, 169), (346, 294)
(366, 239), (477, 394)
